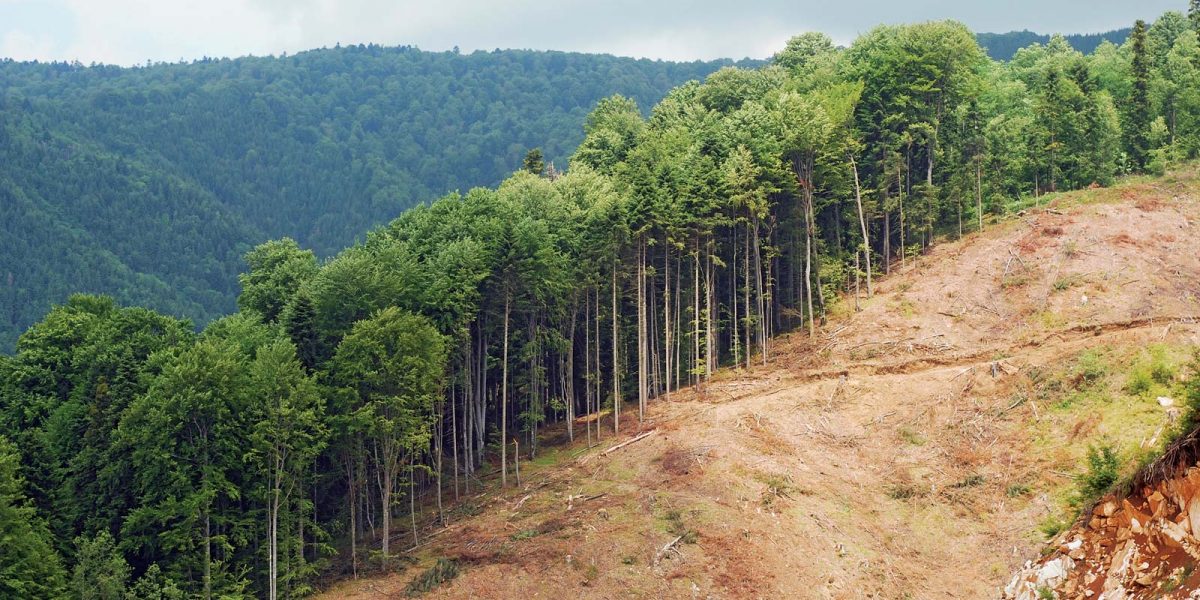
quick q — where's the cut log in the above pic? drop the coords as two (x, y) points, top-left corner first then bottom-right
(602, 429), (658, 456)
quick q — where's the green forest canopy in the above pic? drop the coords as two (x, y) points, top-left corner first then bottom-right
(3, 6), (1200, 598)
(0, 46), (757, 351)
(977, 28), (1133, 60)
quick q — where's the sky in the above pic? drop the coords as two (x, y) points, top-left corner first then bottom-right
(0, 0), (1185, 66)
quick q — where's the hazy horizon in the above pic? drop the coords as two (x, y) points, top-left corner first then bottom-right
(0, 0), (1179, 67)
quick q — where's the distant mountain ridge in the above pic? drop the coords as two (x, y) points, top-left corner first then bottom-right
(977, 28), (1133, 60)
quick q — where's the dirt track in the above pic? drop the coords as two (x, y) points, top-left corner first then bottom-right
(319, 174), (1200, 599)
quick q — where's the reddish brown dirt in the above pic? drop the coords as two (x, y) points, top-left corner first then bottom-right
(317, 171), (1200, 599)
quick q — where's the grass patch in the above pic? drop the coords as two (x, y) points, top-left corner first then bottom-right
(1035, 310), (1066, 330)
(1052, 273), (1084, 291)
(510, 529), (538, 541)
(951, 474), (985, 488)
(753, 472), (805, 508)
(1006, 483), (1032, 498)
(1123, 345), (1177, 397)
(663, 509), (698, 544)
(405, 558), (459, 597)
(898, 426), (926, 446)
(1072, 350), (1108, 389)
(1039, 514), (1069, 539)
(887, 482), (922, 500)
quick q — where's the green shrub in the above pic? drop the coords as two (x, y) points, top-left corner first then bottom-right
(1075, 443), (1120, 506)
(1074, 351), (1107, 388)
(405, 559), (459, 597)
(1039, 514), (1068, 539)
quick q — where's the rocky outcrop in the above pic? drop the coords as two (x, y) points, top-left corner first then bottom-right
(1005, 466), (1200, 599)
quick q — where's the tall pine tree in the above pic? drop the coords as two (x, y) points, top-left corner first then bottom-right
(1128, 20), (1153, 170)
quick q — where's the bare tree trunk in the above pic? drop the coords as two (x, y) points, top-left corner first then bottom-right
(756, 217), (768, 362)
(204, 506), (211, 600)
(851, 155), (873, 297)
(743, 223), (751, 369)
(692, 244), (700, 387)
(704, 241), (714, 380)
(435, 400), (443, 522)
(594, 287), (602, 443)
(567, 299), (577, 442)
(637, 238), (646, 422)
(347, 455), (358, 579)
(381, 469), (392, 562)
(611, 264), (620, 434)
(501, 293), (510, 487)
(663, 241), (671, 400)
(409, 468), (417, 547)
(854, 249), (861, 312)
(976, 162), (983, 233)
(898, 167), (905, 270)
(585, 291), (593, 447)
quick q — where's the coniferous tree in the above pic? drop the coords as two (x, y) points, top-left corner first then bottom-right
(522, 148), (546, 176)
(0, 435), (66, 599)
(1128, 20), (1153, 170)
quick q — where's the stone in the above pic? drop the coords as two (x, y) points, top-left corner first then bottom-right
(1188, 495), (1200, 538)
(1148, 491), (1166, 518)
(1099, 500), (1118, 517)
(1158, 396), (1175, 407)
(1036, 556), (1075, 589)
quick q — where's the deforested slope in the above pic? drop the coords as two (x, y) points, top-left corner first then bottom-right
(319, 170), (1200, 598)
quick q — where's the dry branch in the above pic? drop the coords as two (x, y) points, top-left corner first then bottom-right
(601, 429), (658, 456)
(654, 535), (684, 564)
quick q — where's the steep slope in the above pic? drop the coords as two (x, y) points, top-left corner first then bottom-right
(0, 48), (752, 350)
(317, 171), (1200, 598)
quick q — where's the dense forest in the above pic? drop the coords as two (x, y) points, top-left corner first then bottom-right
(4, 4), (1200, 598)
(977, 28), (1133, 60)
(0, 47), (755, 351)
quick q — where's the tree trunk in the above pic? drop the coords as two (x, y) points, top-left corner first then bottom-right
(851, 155), (873, 296)
(663, 240), (671, 401)
(347, 455), (358, 579)
(637, 238), (647, 421)
(976, 162), (983, 233)
(203, 490), (211, 600)
(611, 264), (619, 434)
(743, 223), (751, 369)
(501, 293), (510, 487)
(753, 216), (763, 362)
(381, 465), (392, 562)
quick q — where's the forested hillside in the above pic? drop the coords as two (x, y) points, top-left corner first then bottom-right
(3, 5), (1200, 599)
(977, 28), (1132, 60)
(0, 47), (753, 350)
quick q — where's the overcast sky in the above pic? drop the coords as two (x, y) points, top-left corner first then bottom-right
(0, 0), (1184, 66)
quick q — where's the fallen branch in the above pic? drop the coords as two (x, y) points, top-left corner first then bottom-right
(655, 535), (684, 564)
(512, 494), (532, 511)
(601, 429), (658, 456)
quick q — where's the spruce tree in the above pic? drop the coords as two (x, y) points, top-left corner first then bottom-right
(1128, 20), (1152, 170)
(522, 148), (545, 176)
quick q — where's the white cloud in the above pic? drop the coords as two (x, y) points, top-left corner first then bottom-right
(0, 0), (1185, 66)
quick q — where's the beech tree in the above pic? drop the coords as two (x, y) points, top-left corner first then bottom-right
(332, 307), (445, 562)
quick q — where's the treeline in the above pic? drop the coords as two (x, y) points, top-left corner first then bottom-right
(0, 46), (752, 351)
(977, 28), (1132, 60)
(4, 7), (1200, 599)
